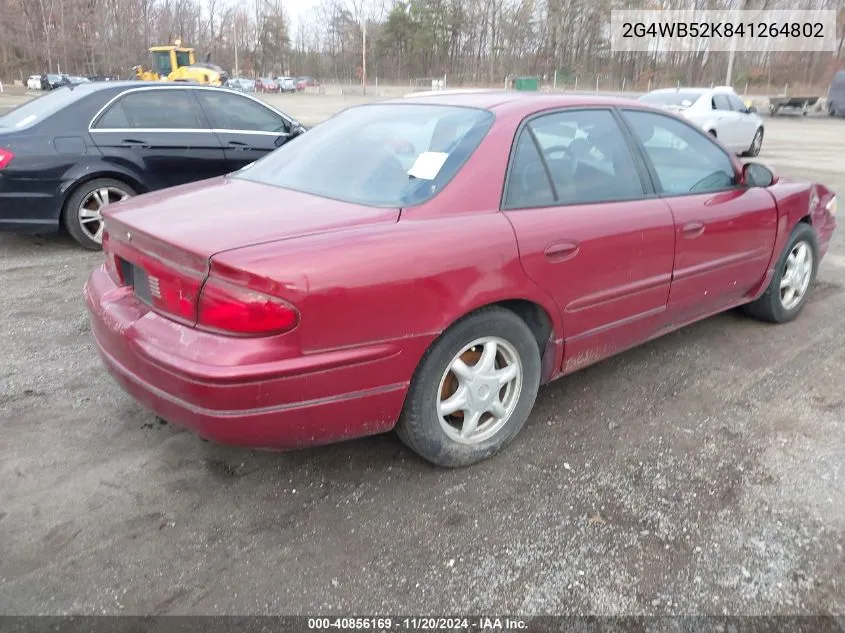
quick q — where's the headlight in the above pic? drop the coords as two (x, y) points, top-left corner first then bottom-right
(826, 196), (838, 216)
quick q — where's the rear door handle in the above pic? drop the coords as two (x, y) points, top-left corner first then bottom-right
(544, 240), (579, 262)
(682, 221), (705, 238)
(121, 139), (150, 149)
(227, 140), (249, 149)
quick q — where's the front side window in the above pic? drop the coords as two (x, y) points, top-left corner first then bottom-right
(94, 90), (206, 130)
(726, 93), (748, 111)
(197, 91), (288, 132)
(622, 109), (737, 195)
(235, 104), (494, 207)
(504, 109), (645, 209)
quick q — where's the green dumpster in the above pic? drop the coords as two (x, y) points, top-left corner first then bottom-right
(513, 76), (539, 91)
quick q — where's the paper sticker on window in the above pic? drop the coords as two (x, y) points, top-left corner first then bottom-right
(680, 99), (692, 107)
(408, 151), (449, 180)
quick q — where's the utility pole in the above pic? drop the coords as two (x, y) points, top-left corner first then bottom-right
(725, 0), (746, 86)
(362, 20), (367, 94)
(233, 17), (239, 77)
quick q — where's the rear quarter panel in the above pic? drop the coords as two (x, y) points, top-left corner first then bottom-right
(209, 211), (563, 378)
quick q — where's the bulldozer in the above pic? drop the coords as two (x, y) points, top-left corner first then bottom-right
(132, 41), (228, 86)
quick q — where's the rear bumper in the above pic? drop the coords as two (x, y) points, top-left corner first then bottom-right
(0, 185), (60, 234)
(85, 267), (424, 449)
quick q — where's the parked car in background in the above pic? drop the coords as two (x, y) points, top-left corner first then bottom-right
(255, 77), (280, 93)
(67, 75), (91, 85)
(294, 76), (319, 91)
(276, 77), (296, 93)
(0, 81), (305, 250)
(85, 92), (836, 468)
(826, 70), (845, 116)
(40, 73), (71, 90)
(638, 86), (764, 157)
(226, 77), (255, 92)
(27, 75), (42, 91)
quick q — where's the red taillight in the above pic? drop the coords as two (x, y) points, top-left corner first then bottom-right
(0, 148), (14, 170)
(102, 231), (126, 286)
(197, 278), (299, 336)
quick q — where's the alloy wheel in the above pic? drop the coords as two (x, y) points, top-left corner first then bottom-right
(780, 241), (813, 311)
(78, 186), (131, 244)
(436, 336), (523, 445)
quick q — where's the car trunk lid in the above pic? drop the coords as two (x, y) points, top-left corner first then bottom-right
(102, 175), (400, 327)
(103, 175), (400, 260)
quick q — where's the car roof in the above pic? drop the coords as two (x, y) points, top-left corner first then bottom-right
(390, 90), (645, 113)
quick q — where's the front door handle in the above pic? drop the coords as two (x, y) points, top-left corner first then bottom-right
(682, 221), (705, 239)
(544, 241), (579, 262)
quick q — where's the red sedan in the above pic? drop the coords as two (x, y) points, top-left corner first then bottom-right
(85, 92), (837, 467)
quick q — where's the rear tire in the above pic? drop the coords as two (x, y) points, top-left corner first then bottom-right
(63, 178), (136, 251)
(744, 223), (819, 324)
(395, 307), (542, 468)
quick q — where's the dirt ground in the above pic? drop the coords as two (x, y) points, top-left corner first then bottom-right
(0, 91), (843, 616)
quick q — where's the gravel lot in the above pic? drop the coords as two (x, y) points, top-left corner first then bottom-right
(0, 92), (843, 616)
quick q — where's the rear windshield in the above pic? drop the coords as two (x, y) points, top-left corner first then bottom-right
(0, 86), (86, 128)
(638, 91), (704, 108)
(235, 103), (494, 207)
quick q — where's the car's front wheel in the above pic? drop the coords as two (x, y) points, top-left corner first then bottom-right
(63, 178), (137, 250)
(396, 307), (542, 468)
(744, 222), (819, 323)
(743, 127), (764, 157)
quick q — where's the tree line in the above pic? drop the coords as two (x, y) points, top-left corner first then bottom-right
(1, 0), (842, 92)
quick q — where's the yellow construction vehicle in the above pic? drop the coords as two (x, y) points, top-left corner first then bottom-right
(132, 41), (228, 86)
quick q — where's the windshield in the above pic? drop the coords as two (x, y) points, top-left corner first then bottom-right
(0, 86), (86, 128)
(236, 104), (494, 207)
(639, 91), (704, 108)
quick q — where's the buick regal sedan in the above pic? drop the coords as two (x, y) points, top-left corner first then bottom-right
(85, 91), (837, 468)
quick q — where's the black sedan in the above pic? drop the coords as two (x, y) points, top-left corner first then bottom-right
(0, 81), (305, 249)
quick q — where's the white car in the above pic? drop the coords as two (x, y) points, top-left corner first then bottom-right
(638, 86), (764, 157)
(26, 75), (41, 91)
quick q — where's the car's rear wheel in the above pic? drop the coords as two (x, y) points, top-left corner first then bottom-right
(63, 178), (136, 250)
(395, 307), (541, 468)
(743, 127), (764, 157)
(744, 222), (819, 323)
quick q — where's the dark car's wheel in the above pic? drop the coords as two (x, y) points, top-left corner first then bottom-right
(396, 307), (541, 468)
(744, 222), (819, 324)
(743, 127), (764, 157)
(828, 101), (837, 116)
(63, 178), (136, 250)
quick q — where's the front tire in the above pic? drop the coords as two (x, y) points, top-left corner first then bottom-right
(63, 178), (136, 250)
(744, 223), (819, 323)
(396, 307), (542, 468)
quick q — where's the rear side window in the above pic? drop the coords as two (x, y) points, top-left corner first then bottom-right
(504, 109), (645, 209)
(94, 90), (206, 130)
(0, 86), (86, 129)
(196, 91), (288, 133)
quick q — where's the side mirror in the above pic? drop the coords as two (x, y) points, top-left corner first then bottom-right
(743, 162), (776, 187)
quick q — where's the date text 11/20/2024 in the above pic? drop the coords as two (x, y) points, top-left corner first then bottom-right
(307, 617), (528, 631)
